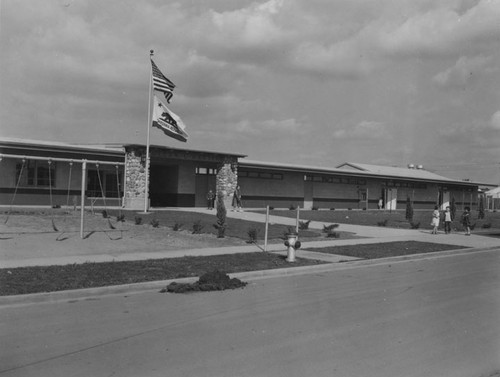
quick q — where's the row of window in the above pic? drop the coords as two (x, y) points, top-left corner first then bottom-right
(15, 160), (122, 198)
(305, 175), (367, 185)
(239, 171), (284, 180)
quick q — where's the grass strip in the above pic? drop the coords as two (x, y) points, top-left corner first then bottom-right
(303, 241), (468, 259)
(0, 253), (326, 296)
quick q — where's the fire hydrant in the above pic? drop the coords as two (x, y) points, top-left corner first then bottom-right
(284, 232), (301, 262)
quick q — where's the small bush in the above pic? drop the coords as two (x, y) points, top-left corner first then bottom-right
(299, 220), (311, 230)
(322, 224), (339, 233)
(268, 206), (275, 210)
(134, 216), (142, 225)
(289, 204), (296, 210)
(116, 214), (125, 222)
(192, 220), (204, 234)
(362, 207), (367, 211)
(312, 206), (319, 211)
(102, 210), (108, 218)
(163, 270), (247, 293)
(172, 223), (183, 231)
(247, 227), (259, 243)
(347, 208), (352, 211)
(326, 231), (340, 238)
(330, 208), (335, 211)
(410, 222), (420, 229)
(377, 219), (389, 227)
(52, 204), (61, 209)
(150, 219), (160, 228)
(482, 223), (492, 229)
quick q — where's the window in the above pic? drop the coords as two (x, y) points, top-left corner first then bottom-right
(196, 167), (216, 175)
(86, 170), (123, 198)
(239, 170), (283, 180)
(16, 160), (56, 187)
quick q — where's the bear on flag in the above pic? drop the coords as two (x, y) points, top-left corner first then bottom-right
(151, 95), (188, 142)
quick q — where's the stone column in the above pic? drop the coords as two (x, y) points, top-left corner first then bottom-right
(216, 157), (238, 210)
(123, 147), (148, 210)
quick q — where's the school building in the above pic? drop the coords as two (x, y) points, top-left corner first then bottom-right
(0, 137), (493, 211)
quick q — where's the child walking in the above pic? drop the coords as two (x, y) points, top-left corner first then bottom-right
(431, 205), (440, 234)
(462, 206), (471, 236)
(443, 206), (452, 234)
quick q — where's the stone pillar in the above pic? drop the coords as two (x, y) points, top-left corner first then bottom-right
(123, 147), (148, 210)
(216, 157), (238, 210)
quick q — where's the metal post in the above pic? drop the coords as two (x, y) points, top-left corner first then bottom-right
(296, 205), (300, 233)
(264, 205), (269, 252)
(80, 160), (87, 239)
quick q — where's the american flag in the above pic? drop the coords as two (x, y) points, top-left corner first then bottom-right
(151, 59), (175, 103)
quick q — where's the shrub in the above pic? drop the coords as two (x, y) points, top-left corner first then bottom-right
(247, 227), (259, 243)
(213, 193), (226, 238)
(289, 204), (296, 210)
(150, 219), (160, 228)
(134, 216), (142, 225)
(192, 220), (204, 234)
(102, 210), (108, 218)
(116, 214), (125, 222)
(322, 224), (339, 233)
(326, 231), (340, 238)
(347, 208), (352, 211)
(377, 219), (388, 227)
(482, 222), (492, 229)
(410, 221), (420, 229)
(362, 207), (367, 211)
(172, 223), (183, 231)
(330, 208), (335, 211)
(268, 206), (274, 210)
(312, 206), (319, 211)
(299, 220), (311, 230)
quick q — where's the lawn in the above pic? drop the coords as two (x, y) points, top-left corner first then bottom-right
(257, 208), (500, 231)
(0, 253), (326, 296)
(303, 241), (468, 259)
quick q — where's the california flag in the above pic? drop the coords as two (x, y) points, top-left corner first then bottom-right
(152, 95), (188, 142)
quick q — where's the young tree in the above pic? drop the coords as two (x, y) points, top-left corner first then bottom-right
(450, 196), (457, 221)
(478, 196), (485, 219)
(405, 196), (414, 222)
(214, 192), (227, 238)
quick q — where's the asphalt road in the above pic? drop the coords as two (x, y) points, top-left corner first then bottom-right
(1, 250), (499, 377)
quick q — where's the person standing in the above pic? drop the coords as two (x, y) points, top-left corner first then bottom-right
(206, 190), (215, 210)
(462, 206), (471, 236)
(443, 206), (452, 234)
(431, 205), (440, 234)
(378, 197), (384, 210)
(233, 185), (243, 212)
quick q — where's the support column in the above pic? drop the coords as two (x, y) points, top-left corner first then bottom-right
(123, 147), (148, 210)
(216, 157), (238, 210)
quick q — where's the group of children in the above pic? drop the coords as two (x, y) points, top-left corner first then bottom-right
(431, 205), (471, 236)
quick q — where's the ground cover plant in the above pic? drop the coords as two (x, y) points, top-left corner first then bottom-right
(303, 241), (468, 259)
(0, 253), (326, 296)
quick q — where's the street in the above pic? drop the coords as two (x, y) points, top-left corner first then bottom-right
(1, 250), (499, 377)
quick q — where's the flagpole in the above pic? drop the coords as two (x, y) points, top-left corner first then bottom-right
(144, 49), (154, 213)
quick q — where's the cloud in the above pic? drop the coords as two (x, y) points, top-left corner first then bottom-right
(490, 111), (500, 130)
(432, 55), (494, 88)
(333, 121), (388, 139)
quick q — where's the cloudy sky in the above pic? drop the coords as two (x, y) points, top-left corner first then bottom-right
(1, 0), (499, 184)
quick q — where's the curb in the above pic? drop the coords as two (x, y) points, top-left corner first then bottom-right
(0, 246), (497, 307)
